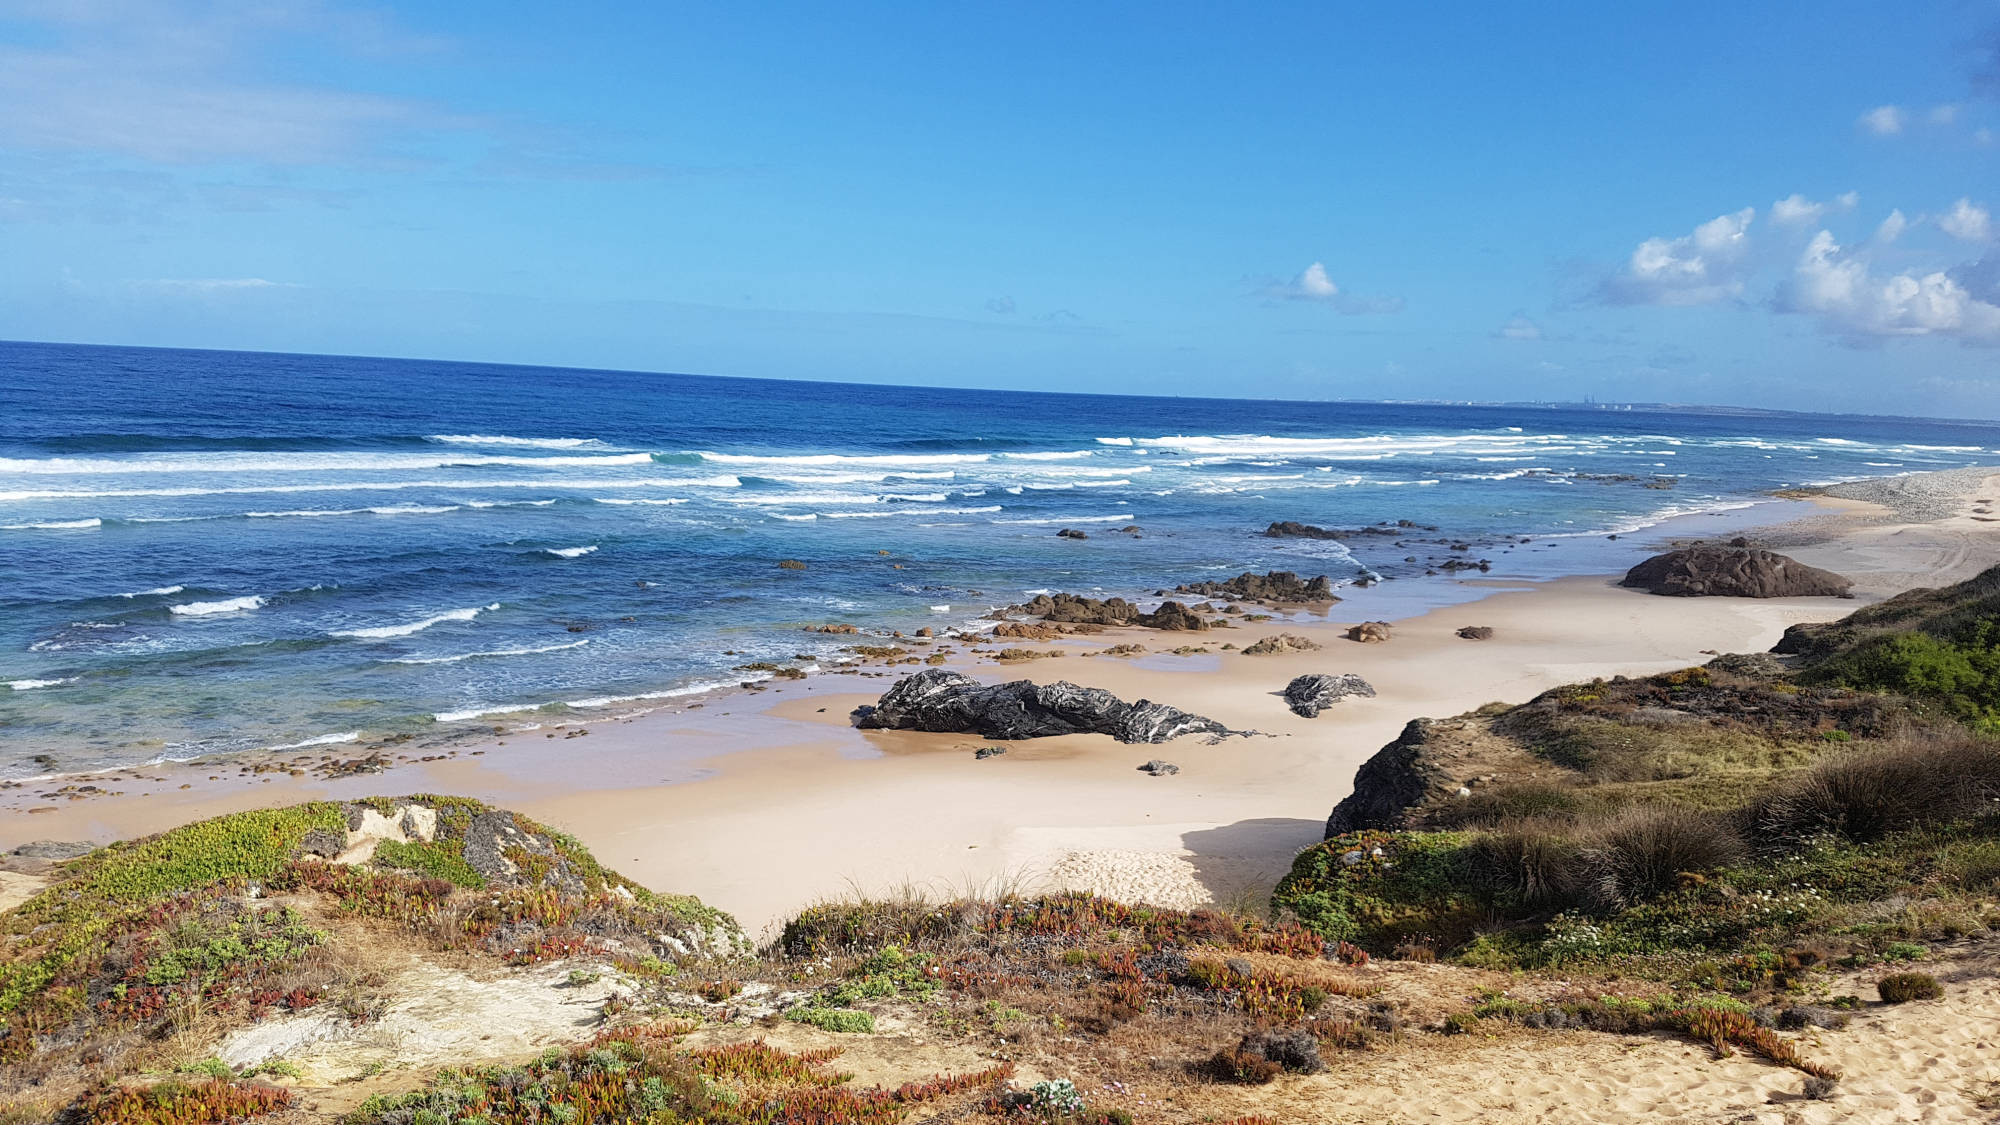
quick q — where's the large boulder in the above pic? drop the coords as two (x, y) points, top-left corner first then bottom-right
(1011, 592), (1141, 626)
(854, 667), (1230, 743)
(1283, 673), (1376, 718)
(1620, 547), (1852, 599)
(1323, 719), (1447, 837)
(1136, 600), (1209, 631)
(1176, 571), (1336, 604)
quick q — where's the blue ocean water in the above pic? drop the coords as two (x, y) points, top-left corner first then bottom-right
(4, 338), (1999, 777)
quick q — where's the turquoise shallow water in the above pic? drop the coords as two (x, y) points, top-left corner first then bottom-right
(4, 339), (1997, 776)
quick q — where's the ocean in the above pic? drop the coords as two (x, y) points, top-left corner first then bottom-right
(5, 338), (1999, 779)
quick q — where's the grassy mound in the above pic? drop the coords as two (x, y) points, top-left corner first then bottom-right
(0, 796), (738, 1102)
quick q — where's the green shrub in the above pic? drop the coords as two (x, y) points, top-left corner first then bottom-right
(1272, 830), (1484, 949)
(1588, 805), (1745, 907)
(1751, 735), (2000, 842)
(1877, 972), (1942, 1003)
(788, 1006), (875, 1033)
(372, 838), (486, 889)
(1815, 628), (2000, 724)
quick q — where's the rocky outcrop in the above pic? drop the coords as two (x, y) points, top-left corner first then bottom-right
(1283, 673), (1377, 717)
(1136, 601), (1209, 631)
(1012, 593), (1140, 626)
(854, 667), (1231, 743)
(1003, 593), (1208, 631)
(1346, 621), (1392, 643)
(1324, 719), (1446, 836)
(1176, 571), (1336, 604)
(992, 621), (1063, 640)
(1243, 633), (1321, 655)
(1620, 547), (1852, 599)
(1264, 520), (1434, 539)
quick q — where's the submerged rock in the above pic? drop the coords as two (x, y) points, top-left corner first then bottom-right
(1621, 547), (1852, 599)
(1283, 673), (1377, 718)
(854, 667), (1230, 744)
(1056, 528), (1089, 540)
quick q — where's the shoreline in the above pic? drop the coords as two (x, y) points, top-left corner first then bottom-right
(8, 467), (2000, 939)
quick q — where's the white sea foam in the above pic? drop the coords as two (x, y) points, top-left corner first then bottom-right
(997, 451), (1094, 461)
(1, 517), (101, 530)
(592, 497), (689, 505)
(245, 504), (460, 519)
(428, 434), (606, 449)
(824, 505), (1000, 518)
(269, 731), (361, 750)
(433, 675), (765, 723)
(169, 595), (265, 616)
(543, 545), (598, 558)
(7, 677), (75, 690)
(0, 477), (723, 501)
(464, 498), (560, 508)
(995, 513), (1134, 524)
(116, 585), (186, 597)
(331, 603), (500, 640)
(1094, 436), (1134, 445)
(695, 450), (990, 467)
(0, 450), (652, 474)
(387, 640), (589, 666)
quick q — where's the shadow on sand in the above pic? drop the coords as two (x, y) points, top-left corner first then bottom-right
(1179, 817), (1325, 913)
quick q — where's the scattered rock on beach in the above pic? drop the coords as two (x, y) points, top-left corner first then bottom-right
(974, 746), (1007, 760)
(1243, 633), (1322, 656)
(1136, 600), (1209, 631)
(1283, 673), (1377, 717)
(993, 621), (1063, 640)
(1346, 621), (1393, 643)
(1138, 760), (1179, 776)
(854, 667), (1230, 743)
(1621, 547), (1852, 599)
(809, 623), (859, 634)
(1456, 626), (1495, 641)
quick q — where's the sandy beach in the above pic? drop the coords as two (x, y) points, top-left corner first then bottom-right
(9, 468), (2000, 942)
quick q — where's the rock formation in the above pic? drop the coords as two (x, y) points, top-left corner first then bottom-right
(1243, 633), (1321, 655)
(1346, 621), (1393, 643)
(1283, 673), (1377, 717)
(854, 667), (1230, 743)
(1323, 719), (1446, 836)
(1175, 570), (1336, 603)
(1620, 547), (1852, 598)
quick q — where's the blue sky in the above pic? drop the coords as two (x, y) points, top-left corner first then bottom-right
(3, 2), (1999, 414)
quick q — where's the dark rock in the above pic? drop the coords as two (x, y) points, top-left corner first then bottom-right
(1056, 528), (1089, 540)
(854, 667), (1230, 744)
(1620, 547), (1852, 599)
(1283, 673), (1377, 717)
(1136, 600), (1208, 631)
(1455, 626), (1495, 641)
(974, 746), (1007, 760)
(9, 839), (95, 860)
(463, 810), (584, 894)
(1012, 592), (1140, 626)
(1176, 570), (1337, 604)
(1138, 759), (1179, 776)
(297, 829), (346, 858)
(1324, 719), (1443, 837)
(777, 559), (807, 570)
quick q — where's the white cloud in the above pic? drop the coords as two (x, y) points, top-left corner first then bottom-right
(1602, 207), (1756, 306)
(1875, 209), (1909, 244)
(1930, 104), (1961, 125)
(1771, 192), (1857, 226)
(1264, 262), (1403, 314)
(984, 296), (1016, 315)
(1494, 314), (1543, 340)
(1284, 262), (1340, 300)
(1778, 230), (2000, 343)
(1859, 105), (1905, 135)
(1940, 198), (1993, 243)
